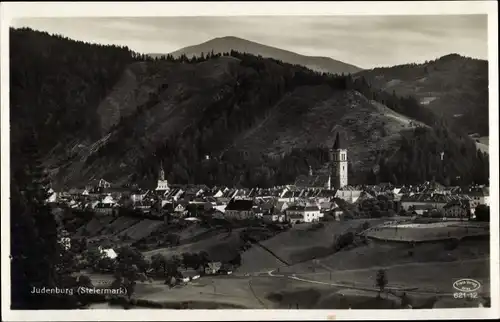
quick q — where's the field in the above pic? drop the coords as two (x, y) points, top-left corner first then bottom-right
(255, 219), (387, 265)
(75, 216), (116, 236)
(143, 228), (244, 261)
(365, 221), (489, 242)
(116, 219), (164, 240)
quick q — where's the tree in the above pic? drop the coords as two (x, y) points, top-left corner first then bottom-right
(10, 128), (78, 309)
(229, 253), (242, 267)
(165, 256), (182, 280)
(475, 205), (489, 222)
(115, 246), (149, 299)
(150, 253), (168, 276)
(77, 274), (94, 288)
(376, 269), (388, 298)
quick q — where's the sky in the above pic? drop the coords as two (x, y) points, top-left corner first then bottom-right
(10, 15), (488, 69)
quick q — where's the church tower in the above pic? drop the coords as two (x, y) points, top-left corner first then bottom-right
(329, 132), (348, 189)
(155, 160), (170, 191)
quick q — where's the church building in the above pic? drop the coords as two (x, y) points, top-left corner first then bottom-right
(329, 132), (348, 189)
(294, 132), (349, 190)
(155, 161), (170, 192)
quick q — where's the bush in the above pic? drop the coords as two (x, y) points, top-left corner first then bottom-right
(333, 231), (355, 251)
(444, 238), (460, 250)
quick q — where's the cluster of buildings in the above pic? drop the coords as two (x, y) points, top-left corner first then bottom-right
(46, 133), (490, 223)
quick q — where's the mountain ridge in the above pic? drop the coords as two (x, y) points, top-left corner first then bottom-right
(10, 28), (489, 190)
(150, 35), (362, 75)
(357, 53), (488, 136)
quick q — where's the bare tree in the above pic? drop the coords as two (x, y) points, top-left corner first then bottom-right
(376, 269), (388, 298)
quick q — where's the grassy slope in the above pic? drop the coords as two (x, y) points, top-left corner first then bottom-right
(49, 56), (242, 186)
(237, 219), (386, 272)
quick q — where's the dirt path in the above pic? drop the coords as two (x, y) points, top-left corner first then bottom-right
(263, 257), (489, 297)
(248, 278), (268, 308)
(315, 257), (489, 275)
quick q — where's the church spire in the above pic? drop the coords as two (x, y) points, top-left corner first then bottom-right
(159, 160), (165, 181)
(332, 132), (346, 150)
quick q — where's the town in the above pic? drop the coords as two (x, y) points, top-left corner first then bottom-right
(45, 135), (491, 309)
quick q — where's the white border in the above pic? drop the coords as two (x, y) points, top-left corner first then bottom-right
(1, 1), (498, 321)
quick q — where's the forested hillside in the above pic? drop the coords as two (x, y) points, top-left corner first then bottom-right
(10, 28), (489, 190)
(357, 54), (489, 136)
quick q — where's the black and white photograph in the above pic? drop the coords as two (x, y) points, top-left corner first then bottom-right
(1, 1), (498, 321)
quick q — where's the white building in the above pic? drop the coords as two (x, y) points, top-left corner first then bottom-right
(466, 186), (490, 207)
(131, 190), (149, 203)
(330, 132), (348, 189)
(335, 187), (363, 203)
(98, 246), (118, 259)
(155, 161), (170, 192)
(98, 179), (111, 189)
(286, 204), (321, 223)
(45, 188), (58, 203)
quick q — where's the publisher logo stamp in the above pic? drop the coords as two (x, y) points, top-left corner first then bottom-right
(452, 278), (481, 299)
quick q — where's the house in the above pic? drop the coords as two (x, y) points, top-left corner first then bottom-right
(465, 186), (490, 207)
(443, 200), (470, 220)
(181, 270), (201, 281)
(165, 188), (185, 201)
(204, 262), (222, 275)
(213, 189), (224, 198)
(98, 178), (112, 189)
(98, 246), (118, 259)
(163, 202), (188, 218)
(183, 185), (209, 200)
(274, 201), (290, 213)
(185, 203), (207, 217)
(95, 202), (118, 216)
(400, 193), (454, 214)
(252, 201), (274, 218)
(294, 174), (331, 190)
(286, 204), (321, 223)
(335, 186), (363, 203)
(45, 188), (58, 203)
(331, 207), (344, 220)
(58, 237), (71, 251)
(263, 213), (287, 223)
(224, 199), (254, 220)
(219, 263), (234, 275)
(131, 190), (150, 203)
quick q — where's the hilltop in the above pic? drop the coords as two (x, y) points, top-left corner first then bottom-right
(357, 54), (489, 136)
(10, 28), (489, 189)
(151, 36), (362, 75)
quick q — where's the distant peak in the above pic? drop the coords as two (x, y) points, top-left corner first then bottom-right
(438, 53), (463, 60)
(214, 36), (245, 41)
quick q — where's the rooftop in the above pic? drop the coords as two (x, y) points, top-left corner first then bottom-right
(332, 131), (346, 150)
